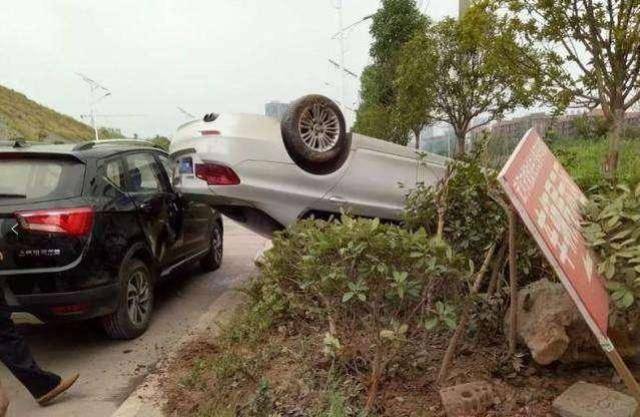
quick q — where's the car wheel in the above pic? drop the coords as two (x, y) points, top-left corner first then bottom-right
(281, 94), (350, 175)
(102, 259), (154, 340)
(200, 221), (223, 272)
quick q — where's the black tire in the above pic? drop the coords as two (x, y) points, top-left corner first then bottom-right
(200, 221), (223, 272)
(281, 94), (350, 175)
(102, 259), (154, 340)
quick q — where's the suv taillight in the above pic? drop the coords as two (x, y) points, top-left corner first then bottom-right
(15, 207), (95, 236)
(195, 163), (240, 186)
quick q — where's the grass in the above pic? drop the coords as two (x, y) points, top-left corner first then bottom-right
(482, 134), (640, 190)
(0, 84), (93, 141)
(178, 358), (209, 390)
(195, 406), (235, 417)
(323, 384), (349, 417)
(551, 138), (640, 189)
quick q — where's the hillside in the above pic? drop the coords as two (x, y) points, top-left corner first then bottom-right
(0, 84), (93, 142)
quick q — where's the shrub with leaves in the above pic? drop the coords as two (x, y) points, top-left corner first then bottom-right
(404, 156), (505, 267)
(583, 183), (640, 322)
(254, 215), (469, 410)
(403, 150), (550, 283)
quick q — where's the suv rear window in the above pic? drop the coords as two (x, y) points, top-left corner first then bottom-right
(0, 157), (85, 205)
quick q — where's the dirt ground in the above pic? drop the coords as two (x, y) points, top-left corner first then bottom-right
(160, 319), (631, 417)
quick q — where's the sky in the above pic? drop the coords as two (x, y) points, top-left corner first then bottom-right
(0, 0), (458, 137)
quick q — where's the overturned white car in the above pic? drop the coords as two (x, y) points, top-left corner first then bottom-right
(169, 95), (447, 237)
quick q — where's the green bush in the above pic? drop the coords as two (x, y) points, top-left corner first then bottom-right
(404, 156), (505, 268)
(257, 215), (469, 329)
(571, 115), (610, 141)
(254, 215), (469, 406)
(481, 134), (522, 170)
(583, 183), (640, 325)
(404, 152), (550, 283)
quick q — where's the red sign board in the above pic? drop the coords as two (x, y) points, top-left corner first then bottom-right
(498, 129), (610, 344)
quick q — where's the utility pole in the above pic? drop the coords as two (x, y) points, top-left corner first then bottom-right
(335, 0), (347, 117)
(331, 3), (374, 124)
(459, 0), (471, 17)
(76, 73), (111, 141)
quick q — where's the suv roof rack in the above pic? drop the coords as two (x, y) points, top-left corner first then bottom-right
(73, 139), (157, 151)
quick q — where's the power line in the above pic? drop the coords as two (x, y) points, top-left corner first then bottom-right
(177, 107), (195, 119)
(420, 0), (430, 14)
(328, 59), (358, 78)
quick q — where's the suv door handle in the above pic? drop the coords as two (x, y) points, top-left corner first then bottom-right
(329, 196), (346, 204)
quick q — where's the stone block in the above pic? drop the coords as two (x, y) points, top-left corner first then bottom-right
(552, 382), (638, 417)
(439, 381), (494, 416)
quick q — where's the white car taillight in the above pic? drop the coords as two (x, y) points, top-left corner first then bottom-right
(195, 163), (240, 186)
(199, 130), (221, 136)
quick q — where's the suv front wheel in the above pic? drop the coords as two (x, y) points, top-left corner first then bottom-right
(102, 259), (154, 339)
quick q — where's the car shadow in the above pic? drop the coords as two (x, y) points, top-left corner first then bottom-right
(14, 261), (206, 347)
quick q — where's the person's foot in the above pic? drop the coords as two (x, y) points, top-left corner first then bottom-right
(37, 373), (79, 406)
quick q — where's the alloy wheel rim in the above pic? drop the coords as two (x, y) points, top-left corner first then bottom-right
(298, 103), (341, 152)
(126, 270), (151, 326)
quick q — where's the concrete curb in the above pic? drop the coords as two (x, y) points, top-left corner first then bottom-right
(110, 238), (270, 417)
(111, 289), (247, 417)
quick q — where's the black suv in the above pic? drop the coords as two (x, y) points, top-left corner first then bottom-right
(0, 140), (223, 339)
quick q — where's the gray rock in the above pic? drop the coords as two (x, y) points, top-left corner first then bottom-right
(506, 280), (640, 365)
(553, 382), (638, 417)
(506, 279), (580, 364)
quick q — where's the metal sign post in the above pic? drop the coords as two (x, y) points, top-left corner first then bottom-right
(498, 129), (640, 402)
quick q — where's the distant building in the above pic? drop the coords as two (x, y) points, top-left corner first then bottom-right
(265, 101), (290, 120)
(470, 109), (640, 142)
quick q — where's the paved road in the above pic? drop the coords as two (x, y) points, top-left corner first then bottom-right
(0, 219), (266, 417)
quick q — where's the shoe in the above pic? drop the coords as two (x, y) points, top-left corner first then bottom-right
(37, 373), (79, 406)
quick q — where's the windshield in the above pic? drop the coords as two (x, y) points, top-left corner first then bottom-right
(0, 157), (85, 205)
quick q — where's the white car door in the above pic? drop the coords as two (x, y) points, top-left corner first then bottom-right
(321, 134), (418, 220)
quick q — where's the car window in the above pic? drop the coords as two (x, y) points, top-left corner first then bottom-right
(156, 153), (177, 191)
(0, 157), (84, 205)
(156, 154), (174, 182)
(105, 159), (125, 189)
(124, 153), (165, 193)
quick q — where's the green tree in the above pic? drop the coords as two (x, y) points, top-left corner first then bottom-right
(352, 102), (400, 144)
(369, 0), (428, 64)
(393, 25), (437, 149)
(396, 4), (543, 156)
(353, 0), (426, 144)
(150, 134), (170, 150)
(504, 0), (640, 176)
(98, 127), (126, 139)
